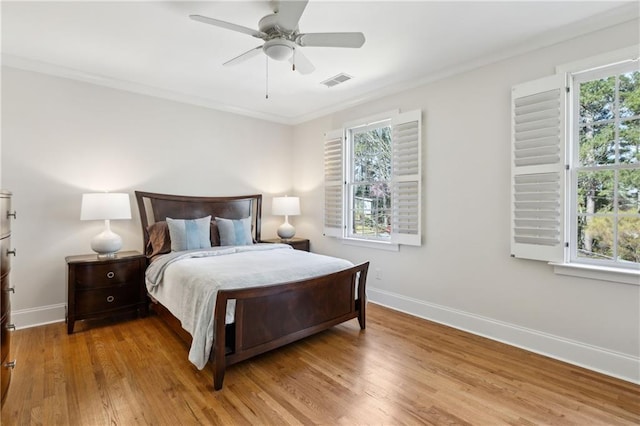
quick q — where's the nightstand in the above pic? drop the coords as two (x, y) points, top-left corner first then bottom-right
(261, 237), (310, 252)
(66, 251), (147, 334)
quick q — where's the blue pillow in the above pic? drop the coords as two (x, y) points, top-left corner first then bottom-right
(166, 215), (212, 251)
(215, 217), (253, 246)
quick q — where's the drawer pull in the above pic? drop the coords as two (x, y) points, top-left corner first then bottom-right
(3, 360), (16, 369)
(7, 323), (16, 331)
(106, 271), (115, 279)
(106, 295), (115, 303)
(6, 249), (16, 257)
(6, 211), (16, 220)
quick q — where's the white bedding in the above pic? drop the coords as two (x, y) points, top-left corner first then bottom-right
(145, 243), (353, 369)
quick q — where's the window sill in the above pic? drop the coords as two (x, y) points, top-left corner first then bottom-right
(550, 262), (640, 286)
(341, 238), (399, 252)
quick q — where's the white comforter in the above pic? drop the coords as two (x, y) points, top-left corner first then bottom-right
(145, 244), (353, 369)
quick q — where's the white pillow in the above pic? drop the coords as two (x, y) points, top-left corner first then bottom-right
(215, 216), (253, 246)
(166, 215), (212, 251)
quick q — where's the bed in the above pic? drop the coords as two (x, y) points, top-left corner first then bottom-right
(134, 191), (369, 390)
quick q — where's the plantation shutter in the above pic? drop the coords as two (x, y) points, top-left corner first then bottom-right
(511, 74), (565, 262)
(323, 129), (344, 237)
(390, 110), (422, 246)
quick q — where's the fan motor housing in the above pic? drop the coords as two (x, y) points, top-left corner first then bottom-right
(259, 13), (296, 34)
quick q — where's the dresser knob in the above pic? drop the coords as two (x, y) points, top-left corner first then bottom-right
(106, 295), (115, 303)
(6, 249), (16, 257)
(6, 211), (16, 219)
(106, 271), (115, 279)
(4, 360), (16, 369)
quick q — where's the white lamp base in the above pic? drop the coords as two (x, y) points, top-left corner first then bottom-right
(91, 220), (123, 258)
(277, 216), (296, 240)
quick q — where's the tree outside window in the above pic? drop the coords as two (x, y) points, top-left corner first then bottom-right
(576, 69), (640, 265)
(349, 123), (392, 240)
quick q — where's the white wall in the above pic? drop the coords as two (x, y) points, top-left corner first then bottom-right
(292, 19), (640, 383)
(1, 67), (293, 326)
(2, 18), (638, 384)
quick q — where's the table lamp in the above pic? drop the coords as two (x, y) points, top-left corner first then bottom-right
(80, 193), (131, 257)
(272, 196), (300, 240)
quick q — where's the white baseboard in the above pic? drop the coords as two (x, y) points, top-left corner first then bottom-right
(11, 294), (640, 384)
(368, 287), (640, 385)
(11, 303), (66, 329)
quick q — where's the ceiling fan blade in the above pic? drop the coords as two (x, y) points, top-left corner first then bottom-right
(190, 14), (266, 39)
(289, 48), (315, 75)
(273, 0), (308, 31)
(297, 32), (365, 48)
(223, 45), (263, 66)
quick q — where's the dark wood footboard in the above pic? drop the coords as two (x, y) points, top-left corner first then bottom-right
(212, 262), (369, 390)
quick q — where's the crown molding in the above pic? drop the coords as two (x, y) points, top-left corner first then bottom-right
(2, 2), (637, 127)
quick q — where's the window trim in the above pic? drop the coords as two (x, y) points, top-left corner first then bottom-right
(568, 61), (640, 271)
(341, 237), (399, 252)
(346, 118), (393, 243)
(323, 109), (422, 250)
(551, 262), (639, 286)
(559, 45), (640, 283)
(510, 45), (640, 284)
(343, 109), (399, 130)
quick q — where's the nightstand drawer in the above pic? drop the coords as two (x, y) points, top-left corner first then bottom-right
(75, 283), (140, 316)
(74, 261), (141, 288)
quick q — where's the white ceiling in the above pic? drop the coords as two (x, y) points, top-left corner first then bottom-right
(2, 1), (637, 125)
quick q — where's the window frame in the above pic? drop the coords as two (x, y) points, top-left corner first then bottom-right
(569, 61), (640, 271)
(510, 45), (640, 285)
(323, 109), (422, 249)
(346, 118), (393, 243)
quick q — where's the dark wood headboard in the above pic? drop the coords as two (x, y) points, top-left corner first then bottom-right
(134, 191), (262, 252)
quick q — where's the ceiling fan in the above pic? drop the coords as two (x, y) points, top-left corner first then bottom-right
(190, 0), (365, 75)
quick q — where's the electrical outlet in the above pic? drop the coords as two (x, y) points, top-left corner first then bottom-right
(375, 268), (382, 280)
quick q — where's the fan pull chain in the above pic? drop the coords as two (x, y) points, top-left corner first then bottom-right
(265, 56), (269, 99)
(292, 48), (296, 72)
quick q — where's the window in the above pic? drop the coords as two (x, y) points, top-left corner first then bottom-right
(572, 63), (640, 268)
(324, 110), (422, 247)
(511, 46), (639, 282)
(348, 120), (392, 241)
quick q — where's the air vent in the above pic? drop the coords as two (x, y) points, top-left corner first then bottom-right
(321, 73), (353, 88)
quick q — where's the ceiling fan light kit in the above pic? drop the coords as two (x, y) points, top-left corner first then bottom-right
(190, 0), (365, 75)
(263, 39), (295, 61)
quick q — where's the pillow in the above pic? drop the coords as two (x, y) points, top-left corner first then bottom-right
(146, 221), (172, 258)
(146, 219), (221, 259)
(215, 216), (253, 246)
(166, 216), (212, 251)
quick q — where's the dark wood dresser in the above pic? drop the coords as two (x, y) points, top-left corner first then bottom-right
(66, 251), (147, 334)
(1, 190), (16, 406)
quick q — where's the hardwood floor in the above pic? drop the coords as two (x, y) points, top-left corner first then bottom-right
(1, 303), (638, 425)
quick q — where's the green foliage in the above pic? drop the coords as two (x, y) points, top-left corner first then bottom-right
(577, 70), (639, 265)
(581, 216), (640, 263)
(351, 125), (392, 238)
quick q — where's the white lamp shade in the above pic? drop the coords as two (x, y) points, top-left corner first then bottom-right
(80, 193), (131, 221)
(272, 196), (300, 216)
